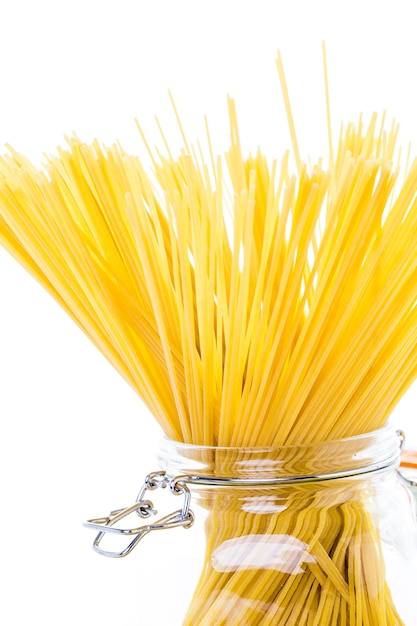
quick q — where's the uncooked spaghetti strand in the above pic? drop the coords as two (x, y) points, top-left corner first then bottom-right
(231, 163), (282, 438)
(179, 152), (223, 443)
(218, 188), (253, 443)
(272, 159), (393, 430)
(50, 143), (171, 342)
(322, 41), (334, 173)
(198, 489), (317, 623)
(0, 214), (137, 388)
(230, 168), (307, 443)
(384, 343), (417, 418)
(238, 169), (329, 445)
(124, 178), (192, 440)
(0, 167), (182, 432)
(188, 186), (216, 444)
(253, 501), (334, 623)
(276, 51), (301, 174)
(272, 193), (406, 436)
(288, 251), (417, 441)
(54, 142), (189, 434)
(183, 485), (300, 624)
(335, 316), (417, 437)
(175, 185), (207, 441)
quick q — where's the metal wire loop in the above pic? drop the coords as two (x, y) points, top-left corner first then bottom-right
(83, 471), (194, 558)
(397, 429), (406, 452)
(144, 470), (169, 491)
(395, 429), (417, 491)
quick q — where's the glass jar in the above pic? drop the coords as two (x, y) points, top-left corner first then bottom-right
(86, 427), (417, 625)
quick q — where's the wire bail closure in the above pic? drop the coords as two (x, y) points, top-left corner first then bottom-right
(84, 431), (415, 558)
(83, 471), (194, 558)
(397, 429), (417, 491)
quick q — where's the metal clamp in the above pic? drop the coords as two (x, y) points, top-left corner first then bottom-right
(83, 471), (194, 558)
(396, 429), (417, 492)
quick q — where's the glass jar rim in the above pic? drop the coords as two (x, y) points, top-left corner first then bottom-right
(157, 425), (402, 484)
(160, 424), (397, 453)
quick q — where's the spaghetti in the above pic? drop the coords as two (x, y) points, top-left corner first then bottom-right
(0, 51), (416, 623)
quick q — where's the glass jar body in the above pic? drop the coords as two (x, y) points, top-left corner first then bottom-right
(147, 428), (417, 625)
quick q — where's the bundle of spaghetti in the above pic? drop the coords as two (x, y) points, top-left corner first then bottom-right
(1, 52), (417, 623)
(171, 434), (405, 624)
(182, 479), (400, 625)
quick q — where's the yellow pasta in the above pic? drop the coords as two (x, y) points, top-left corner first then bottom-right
(0, 49), (416, 623)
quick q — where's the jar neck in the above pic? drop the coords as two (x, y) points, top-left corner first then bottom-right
(157, 426), (402, 484)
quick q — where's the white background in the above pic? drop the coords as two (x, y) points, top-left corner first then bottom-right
(0, 1), (417, 624)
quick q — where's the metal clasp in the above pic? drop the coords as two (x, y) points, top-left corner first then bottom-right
(397, 429), (417, 496)
(83, 471), (194, 558)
